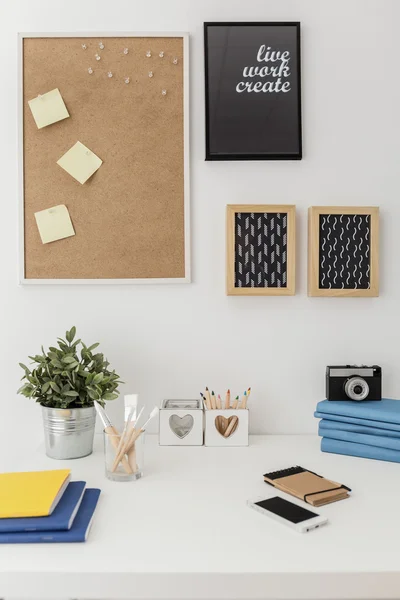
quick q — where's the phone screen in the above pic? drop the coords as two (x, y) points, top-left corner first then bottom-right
(255, 497), (318, 524)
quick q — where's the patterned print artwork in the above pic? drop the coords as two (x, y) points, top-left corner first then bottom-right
(234, 212), (287, 288)
(319, 214), (371, 289)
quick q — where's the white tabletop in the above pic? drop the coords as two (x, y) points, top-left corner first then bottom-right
(1, 435), (400, 600)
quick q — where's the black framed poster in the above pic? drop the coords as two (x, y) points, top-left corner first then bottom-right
(204, 22), (302, 161)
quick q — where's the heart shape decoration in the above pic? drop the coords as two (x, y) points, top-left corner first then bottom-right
(169, 414), (194, 439)
(215, 416), (239, 438)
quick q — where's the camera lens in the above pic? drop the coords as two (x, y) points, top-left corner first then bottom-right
(344, 377), (369, 401)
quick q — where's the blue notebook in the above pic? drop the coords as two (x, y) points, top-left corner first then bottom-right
(318, 419), (400, 439)
(0, 488), (100, 543)
(0, 481), (86, 533)
(319, 424), (400, 451)
(321, 437), (400, 464)
(314, 411), (400, 432)
(316, 398), (400, 425)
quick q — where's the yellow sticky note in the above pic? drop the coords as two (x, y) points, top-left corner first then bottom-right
(57, 141), (103, 185)
(28, 88), (70, 129)
(34, 205), (75, 244)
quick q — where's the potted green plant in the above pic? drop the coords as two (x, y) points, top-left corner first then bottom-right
(18, 326), (122, 459)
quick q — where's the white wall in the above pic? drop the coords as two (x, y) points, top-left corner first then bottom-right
(1, 0), (399, 449)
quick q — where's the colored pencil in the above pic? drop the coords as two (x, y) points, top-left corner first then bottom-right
(216, 394), (222, 409)
(239, 391), (247, 409)
(211, 390), (217, 410)
(232, 395), (239, 409)
(243, 387), (251, 408)
(225, 389), (230, 409)
(204, 387), (212, 410)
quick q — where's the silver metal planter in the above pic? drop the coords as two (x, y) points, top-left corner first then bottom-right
(42, 406), (96, 459)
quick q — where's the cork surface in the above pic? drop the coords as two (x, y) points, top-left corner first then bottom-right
(23, 36), (185, 279)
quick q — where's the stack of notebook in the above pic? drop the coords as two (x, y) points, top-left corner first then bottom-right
(0, 469), (100, 543)
(315, 398), (400, 463)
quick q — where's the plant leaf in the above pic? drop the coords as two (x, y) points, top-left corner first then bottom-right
(92, 372), (104, 384)
(49, 381), (61, 393)
(63, 390), (79, 397)
(102, 392), (119, 401)
(87, 343), (100, 352)
(61, 355), (76, 364)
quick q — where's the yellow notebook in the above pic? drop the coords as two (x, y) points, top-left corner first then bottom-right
(0, 469), (71, 518)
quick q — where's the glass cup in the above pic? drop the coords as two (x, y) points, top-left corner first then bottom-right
(104, 429), (144, 482)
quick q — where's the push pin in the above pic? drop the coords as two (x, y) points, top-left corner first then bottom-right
(107, 71), (113, 78)
(124, 76), (130, 84)
(123, 48), (129, 55)
(161, 89), (167, 96)
(95, 53), (101, 61)
(148, 71), (153, 78)
(172, 57), (178, 65)
(88, 67), (93, 74)
(146, 50), (152, 57)
(82, 43), (87, 50)
(99, 41), (105, 49)
(159, 51), (164, 58)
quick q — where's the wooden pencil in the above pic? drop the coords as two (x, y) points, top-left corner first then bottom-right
(225, 389), (230, 409)
(232, 395), (239, 409)
(204, 387), (212, 410)
(211, 391), (217, 410)
(239, 391), (247, 409)
(216, 394), (222, 409)
(243, 387), (251, 409)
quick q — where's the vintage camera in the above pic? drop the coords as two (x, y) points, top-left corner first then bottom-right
(326, 365), (382, 401)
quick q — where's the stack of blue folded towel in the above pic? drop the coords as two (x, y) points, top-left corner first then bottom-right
(315, 398), (400, 463)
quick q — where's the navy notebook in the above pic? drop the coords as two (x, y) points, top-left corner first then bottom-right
(0, 488), (100, 543)
(0, 481), (86, 533)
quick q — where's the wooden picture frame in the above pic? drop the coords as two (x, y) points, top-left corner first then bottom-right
(18, 32), (190, 285)
(308, 206), (379, 297)
(204, 22), (302, 161)
(226, 205), (296, 296)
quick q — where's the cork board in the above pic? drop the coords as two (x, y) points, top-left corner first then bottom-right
(19, 33), (190, 283)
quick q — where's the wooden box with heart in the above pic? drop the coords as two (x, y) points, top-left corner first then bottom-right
(204, 407), (249, 447)
(159, 399), (204, 446)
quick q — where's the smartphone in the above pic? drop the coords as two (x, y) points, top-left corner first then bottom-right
(248, 496), (328, 533)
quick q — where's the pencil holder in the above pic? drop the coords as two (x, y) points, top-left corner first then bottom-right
(204, 406), (249, 446)
(159, 399), (204, 446)
(103, 429), (144, 482)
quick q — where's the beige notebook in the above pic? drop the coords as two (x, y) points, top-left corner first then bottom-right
(263, 466), (351, 507)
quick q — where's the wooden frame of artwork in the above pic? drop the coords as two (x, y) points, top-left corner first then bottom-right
(18, 32), (190, 284)
(226, 204), (296, 296)
(308, 206), (379, 297)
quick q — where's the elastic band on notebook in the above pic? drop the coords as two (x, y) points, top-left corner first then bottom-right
(304, 484), (351, 503)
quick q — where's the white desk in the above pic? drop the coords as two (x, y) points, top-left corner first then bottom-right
(1, 435), (400, 600)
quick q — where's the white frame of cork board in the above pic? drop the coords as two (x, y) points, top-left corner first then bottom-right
(18, 31), (190, 285)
